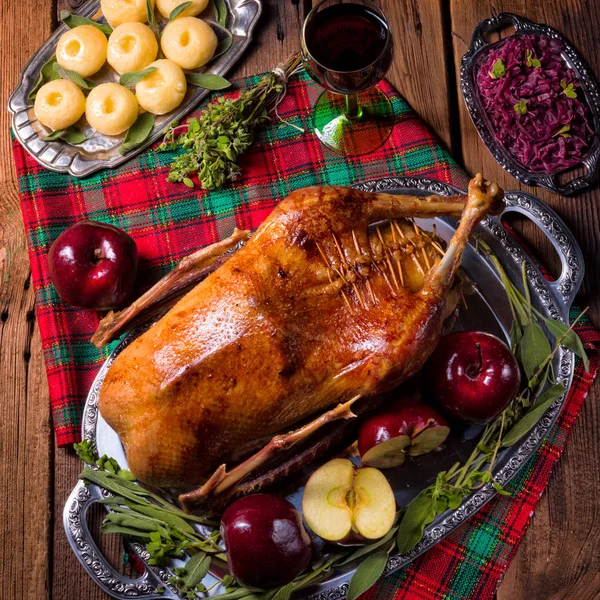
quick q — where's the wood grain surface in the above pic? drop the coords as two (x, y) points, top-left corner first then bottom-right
(1, 1), (598, 599)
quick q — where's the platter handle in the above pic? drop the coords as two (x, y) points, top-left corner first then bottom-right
(63, 480), (175, 599)
(500, 191), (585, 312)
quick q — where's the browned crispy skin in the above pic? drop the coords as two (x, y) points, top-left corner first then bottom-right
(99, 179), (502, 488)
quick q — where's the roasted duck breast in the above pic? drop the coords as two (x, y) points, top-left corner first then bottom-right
(98, 174), (503, 497)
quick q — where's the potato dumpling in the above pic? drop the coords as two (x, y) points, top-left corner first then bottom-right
(101, 0), (155, 27)
(135, 59), (186, 115)
(160, 17), (217, 70)
(34, 79), (86, 131)
(85, 82), (139, 135)
(156, 0), (209, 19)
(56, 25), (108, 77)
(107, 22), (158, 74)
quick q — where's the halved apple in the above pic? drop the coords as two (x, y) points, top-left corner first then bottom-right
(302, 458), (396, 543)
(358, 402), (450, 468)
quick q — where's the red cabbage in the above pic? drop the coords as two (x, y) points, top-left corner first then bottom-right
(476, 34), (595, 172)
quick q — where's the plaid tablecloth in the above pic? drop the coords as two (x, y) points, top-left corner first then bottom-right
(11, 69), (599, 599)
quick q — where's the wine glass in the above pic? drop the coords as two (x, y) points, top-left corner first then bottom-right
(301, 0), (394, 156)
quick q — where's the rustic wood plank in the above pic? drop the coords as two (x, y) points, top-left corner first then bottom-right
(449, 2), (600, 599)
(0, 0), (55, 598)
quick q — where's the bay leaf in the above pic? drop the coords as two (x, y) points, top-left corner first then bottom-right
(501, 383), (565, 447)
(185, 73), (231, 90)
(119, 67), (157, 88)
(346, 551), (388, 600)
(519, 322), (551, 382)
(119, 112), (156, 155)
(543, 317), (590, 373)
(60, 10), (112, 35)
(183, 553), (210, 588)
(169, 1), (193, 21)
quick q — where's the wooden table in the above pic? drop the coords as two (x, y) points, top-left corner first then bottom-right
(1, 1), (599, 599)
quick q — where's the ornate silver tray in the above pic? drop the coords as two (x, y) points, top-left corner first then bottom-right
(8, 0), (262, 178)
(460, 12), (600, 196)
(64, 177), (584, 599)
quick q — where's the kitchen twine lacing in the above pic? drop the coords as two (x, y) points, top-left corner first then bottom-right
(271, 54), (306, 133)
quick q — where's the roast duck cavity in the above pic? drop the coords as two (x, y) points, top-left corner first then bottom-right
(95, 174), (504, 513)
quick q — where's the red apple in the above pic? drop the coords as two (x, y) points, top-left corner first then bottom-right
(220, 494), (312, 589)
(48, 220), (138, 310)
(302, 458), (396, 543)
(358, 403), (450, 468)
(426, 331), (521, 423)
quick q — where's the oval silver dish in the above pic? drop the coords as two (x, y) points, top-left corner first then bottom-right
(460, 12), (600, 196)
(8, 0), (262, 178)
(64, 177), (584, 599)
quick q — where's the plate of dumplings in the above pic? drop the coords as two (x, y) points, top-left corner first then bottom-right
(9, 0), (262, 177)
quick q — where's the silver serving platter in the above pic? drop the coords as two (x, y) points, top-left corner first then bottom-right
(64, 177), (584, 599)
(8, 0), (262, 178)
(460, 12), (600, 196)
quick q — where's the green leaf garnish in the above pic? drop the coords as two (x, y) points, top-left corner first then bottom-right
(214, 31), (233, 58)
(211, 0), (228, 26)
(42, 125), (88, 145)
(119, 112), (156, 155)
(119, 67), (157, 88)
(184, 73), (231, 90)
(73, 439), (96, 463)
(27, 56), (59, 103)
(60, 10), (112, 35)
(146, 0), (157, 28)
(346, 551), (388, 600)
(489, 58), (506, 79)
(560, 80), (577, 98)
(182, 553), (210, 588)
(53, 63), (97, 90)
(525, 49), (541, 68)
(169, 1), (193, 21)
(553, 124), (571, 138)
(514, 99), (528, 114)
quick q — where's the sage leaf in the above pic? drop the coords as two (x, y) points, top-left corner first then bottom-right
(543, 318), (590, 373)
(42, 126), (88, 145)
(396, 490), (434, 554)
(146, 0), (158, 28)
(214, 32), (233, 58)
(60, 10), (112, 35)
(211, 589), (256, 600)
(185, 73), (231, 90)
(212, 0), (227, 26)
(53, 64), (97, 89)
(183, 553), (210, 587)
(519, 322), (551, 382)
(502, 383), (565, 446)
(119, 112), (155, 155)
(338, 526), (397, 566)
(126, 501), (196, 533)
(169, 1), (193, 21)
(119, 67), (156, 88)
(101, 522), (153, 538)
(270, 583), (293, 600)
(104, 513), (161, 532)
(346, 551), (388, 600)
(73, 440), (96, 463)
(28, 56), (59, 103)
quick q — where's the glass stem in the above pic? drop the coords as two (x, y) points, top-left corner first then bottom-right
(344, 93), (362, 120)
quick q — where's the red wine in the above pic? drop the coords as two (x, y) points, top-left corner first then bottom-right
(304, 3), (389, 72)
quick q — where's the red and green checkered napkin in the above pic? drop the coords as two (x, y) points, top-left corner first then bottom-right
(11, 69), (599, 599)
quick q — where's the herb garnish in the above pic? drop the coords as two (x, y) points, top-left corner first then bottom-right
(119, 112), (156, 155)
(560, 80), (577, 98)
(42, 125), (88, 145)
(119, 67), (157, 88)
(28, 56), (59, 103)
(210, 0), (228, 26)
(75, 243), (589, 599)
(60, 10), (112, 35)
(53, 64), (97, 90)
(489, 58), (506, 79)
(525, 49), (541, 68)
(514, 99), (528, 115)
(159, 53), (302, 189)
(553, 124), (571, 138)
(169, 1), (193, 21)
(185, 73), (231, 90)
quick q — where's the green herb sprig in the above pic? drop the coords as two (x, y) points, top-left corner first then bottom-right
(159, 53), (302, 190)
(489, 58), (506, 79)
(554, 124), (571, 138)
(560, 80), (577, 98)
(514, 99), (528, 115)
(42, 125), (88, 145)
(60, 10), (112, 35)
(28, 56), (59, 103)
(525, 49), (541, 68)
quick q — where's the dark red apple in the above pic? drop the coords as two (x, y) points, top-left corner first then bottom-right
(220, 494), (312, 589)
(426, 331), (521, 423)
(358, 403), (450, 468)
(48, 220), (138, 310)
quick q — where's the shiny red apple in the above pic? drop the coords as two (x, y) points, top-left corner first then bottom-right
(358, 402), (450, 468)
(426, 331), (521, 423)
(220, 494), (312, 589)
(48, 220), (138, 310)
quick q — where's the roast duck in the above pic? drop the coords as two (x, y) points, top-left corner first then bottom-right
(96, 174), (503, 510)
